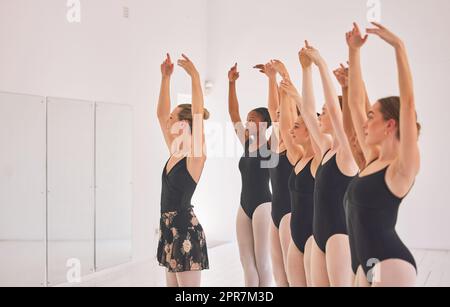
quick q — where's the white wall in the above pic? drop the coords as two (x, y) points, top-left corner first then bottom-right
(0, 0), (208, 261)
(201, 0), (450, 249)
(0, 93), (46, 241)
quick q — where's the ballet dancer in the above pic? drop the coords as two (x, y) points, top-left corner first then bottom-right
(274, 62), (322, 286)
(156, 53), (210, 287)
(254, 61), (293, 287)
(228, 63), (273, 287)
(344, 22), (420, 287)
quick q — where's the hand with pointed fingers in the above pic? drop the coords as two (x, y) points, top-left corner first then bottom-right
(346, 23), (369, 50)
(366, 22), (403, 48)
(177, 54), (199, 78)
(161, 53), (174, 78)
(265, 62), (278, 79)
(280, 78), (301, 99)
(271, 59), (290, 80)
(299, 41), (313, 69)
(333, 63), (349, 88)
(254, 64), (266, 74)
(228, 63), (240, 82)
(301, 41), (323, 66)
(254, 62), (277, 79)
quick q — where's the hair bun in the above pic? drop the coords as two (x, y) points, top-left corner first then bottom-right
(204, 109), (210, 120)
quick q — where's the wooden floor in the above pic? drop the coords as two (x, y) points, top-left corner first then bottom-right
(66, 242), (450, 287)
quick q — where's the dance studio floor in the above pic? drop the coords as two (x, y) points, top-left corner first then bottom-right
(1, 241), (449, 287)
(62, 242), (450, 287)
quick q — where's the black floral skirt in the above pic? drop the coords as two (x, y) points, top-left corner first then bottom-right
(157, 207), (209, 273)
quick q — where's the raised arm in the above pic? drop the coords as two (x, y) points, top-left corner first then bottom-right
(157, 53), (175, 152)
(271, 59), (292, 81)
(303, 43), (355, 165)
(177, 54), (207, 160)
(254, 62), (279, 123)
(367, 22), (420, 178)
(334, 64), (366, 169)
(279, 84), (303, 163)
(290, 43), (331, 155)
(333, 64), (353, 139)
(347, 23), (380, 165)
(228, 63), (246, 146)
(254, 61), (285, 150)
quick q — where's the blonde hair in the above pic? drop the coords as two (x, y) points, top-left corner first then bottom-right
(178, 104), (210, 131)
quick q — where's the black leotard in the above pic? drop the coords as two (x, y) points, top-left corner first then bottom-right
(269, 151), (293, 229)
(239, 140), (272, 219)
(313, 151), (355, 253)
(158, 156), (209, 273)
(161, 157), (197, 213)
(344, 165), (417, 276)
(289, 158), (315, 253)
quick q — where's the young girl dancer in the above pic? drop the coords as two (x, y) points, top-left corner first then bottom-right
(157, 54), (210, 287)
(345, 22), (420, 287)
(274, 64), (322, 286)
(228, 63), (273, 287)
(254, 61), (294, 287)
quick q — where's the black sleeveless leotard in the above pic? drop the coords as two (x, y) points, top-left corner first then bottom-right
(344, 165), (417, 276)
(289, 158), (315, 253)
(313, 151), (355, 252)
(239, 140), (272, 219)
(269, 151), (293, 228)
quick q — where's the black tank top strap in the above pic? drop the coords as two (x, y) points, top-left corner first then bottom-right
(322, 148), (332, 161)
(294, 156), (314, 168)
